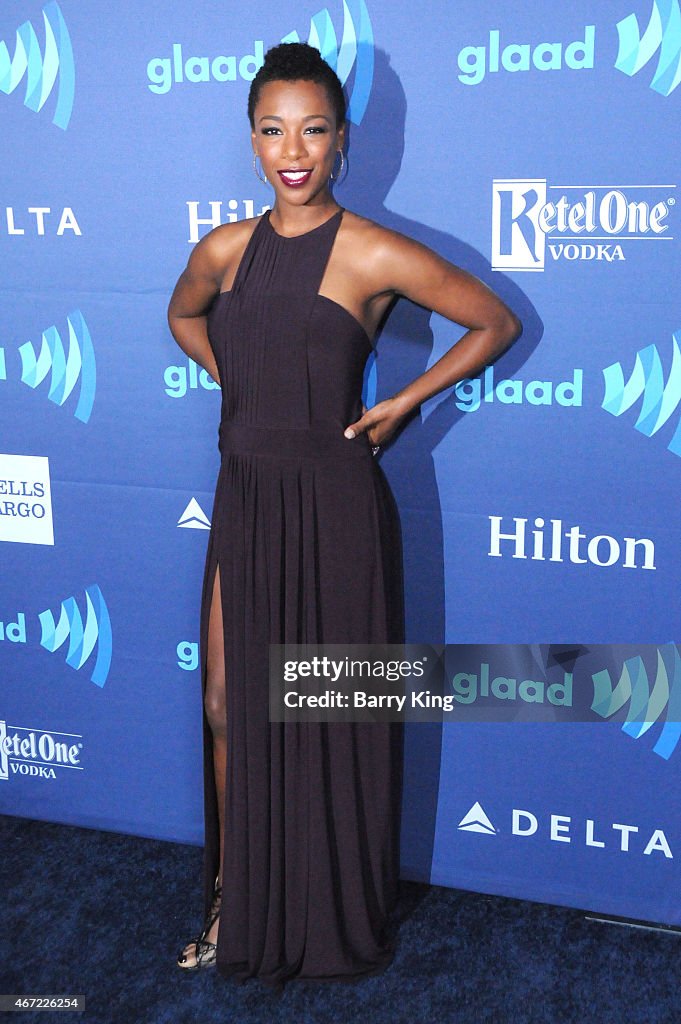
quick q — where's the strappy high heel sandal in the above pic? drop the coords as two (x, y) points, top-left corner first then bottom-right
(177, 875), (222, 970)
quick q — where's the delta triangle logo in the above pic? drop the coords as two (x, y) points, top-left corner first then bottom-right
(178, 498), (211, 530)
(458, 801), (497, 835)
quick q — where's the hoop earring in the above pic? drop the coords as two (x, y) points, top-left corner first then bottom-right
(253, 153), (268, 184)
(329, 150), (345, 182)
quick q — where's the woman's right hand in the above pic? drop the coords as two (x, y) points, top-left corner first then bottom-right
(345, 394), (412, 449)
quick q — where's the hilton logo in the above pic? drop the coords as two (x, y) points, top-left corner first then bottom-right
(488, 516), (656, 570)
(185, 199), (270, 244)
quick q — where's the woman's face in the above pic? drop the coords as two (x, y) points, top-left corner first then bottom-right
(251, 79), (345, 207)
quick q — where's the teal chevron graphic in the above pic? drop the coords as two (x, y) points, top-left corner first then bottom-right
(38, 584), (112, 687)
(601, 332), (681, 456)
(592, 644), (681, 759)
(282, 0), (373, 124)
(0, 2), (74, 129)
(615, 0), (681, 96)
(19, 310), (96, 423)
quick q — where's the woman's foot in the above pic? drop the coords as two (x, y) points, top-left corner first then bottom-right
(177, 876), (222, 970)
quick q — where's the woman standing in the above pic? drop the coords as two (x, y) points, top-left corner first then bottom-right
(169, 42), (520, 990)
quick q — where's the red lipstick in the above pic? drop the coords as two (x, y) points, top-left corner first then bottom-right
(278, 169), (313, 188)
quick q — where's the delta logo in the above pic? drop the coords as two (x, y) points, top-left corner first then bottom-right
(457, 801), (673, 857)
(177, 498), (211, 530)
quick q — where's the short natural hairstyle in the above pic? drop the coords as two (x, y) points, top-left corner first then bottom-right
(248, 42), (347, 129)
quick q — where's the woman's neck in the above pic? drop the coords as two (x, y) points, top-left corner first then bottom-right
(268, 197), (342, 237)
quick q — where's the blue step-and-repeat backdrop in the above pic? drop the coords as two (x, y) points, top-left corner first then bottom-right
(1, 1), (679, 926)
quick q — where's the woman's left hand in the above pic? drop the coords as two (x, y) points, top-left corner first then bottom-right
(344, 396), (410, 449)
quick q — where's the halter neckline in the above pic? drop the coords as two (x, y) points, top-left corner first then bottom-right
(264, 207), (344, 240)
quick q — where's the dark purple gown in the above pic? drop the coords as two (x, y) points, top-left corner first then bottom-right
(198, 206), (404, 990)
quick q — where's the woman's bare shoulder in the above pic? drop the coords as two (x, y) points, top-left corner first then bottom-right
(340, 209), (423, 259)
(196, 214), (263, 260)
(186, 214), (265, 282)
(339, 210), (432, 296)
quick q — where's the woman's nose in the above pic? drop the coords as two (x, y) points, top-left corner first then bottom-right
(282, 135), (307, 161)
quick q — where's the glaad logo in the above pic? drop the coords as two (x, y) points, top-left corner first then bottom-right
(457, 801), (672, 856)
(164, 356), (220, 398)
(177, 641), (199, 672)
(0, 719), (83, 782)
(0, 1), (74, 130)
(601, 332), (681, 457)
(457, 25), (594, 86)
(615, 0), (681, 96)
(148, 41), (263, 93)
(451, 663), (573, 708)
(148, 0), (373, 125)
(491, 179), (675, 272)
(38, 584), (112, 686)
(17, 310), (96, 423)
(488, 516), (656, 570)
(453, 365), (582, 413)
(592, 645), (681, 760)
(178, 498), (211, 530)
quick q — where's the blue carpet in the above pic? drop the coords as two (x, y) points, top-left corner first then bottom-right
(1, 814), (679, 1024)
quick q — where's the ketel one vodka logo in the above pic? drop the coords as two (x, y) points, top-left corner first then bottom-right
(0, 719), (83, 781)
(491, 179), (675, 271)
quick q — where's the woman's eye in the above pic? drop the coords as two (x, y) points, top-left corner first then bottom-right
(260, 126), (327, 135)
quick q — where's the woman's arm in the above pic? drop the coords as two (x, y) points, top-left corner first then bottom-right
(345, 229), (522, 446)
(167, 230), (228, 386)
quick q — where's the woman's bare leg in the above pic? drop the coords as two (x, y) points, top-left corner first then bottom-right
(178, 563), (226, 967)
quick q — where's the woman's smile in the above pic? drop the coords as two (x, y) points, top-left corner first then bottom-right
(278, 169), (313, 187)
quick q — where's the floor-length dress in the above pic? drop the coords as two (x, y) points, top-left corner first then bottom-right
(197, 205), (405, 990)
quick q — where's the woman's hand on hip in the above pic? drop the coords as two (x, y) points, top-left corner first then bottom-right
(344, 396), (411, 448)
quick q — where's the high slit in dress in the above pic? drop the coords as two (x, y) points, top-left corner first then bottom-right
(197, 205), (405, 990)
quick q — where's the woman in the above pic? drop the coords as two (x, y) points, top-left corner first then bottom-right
(170, 41), (520, 989)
